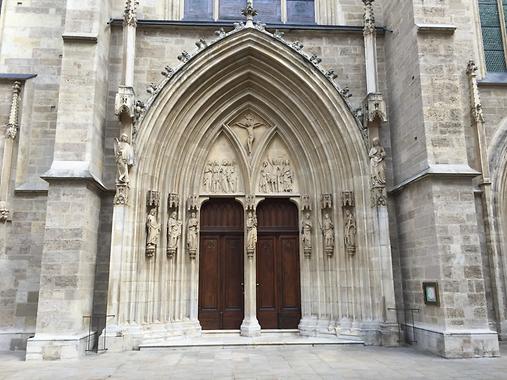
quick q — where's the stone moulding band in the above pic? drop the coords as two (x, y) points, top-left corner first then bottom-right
(108, 18), (387, 34)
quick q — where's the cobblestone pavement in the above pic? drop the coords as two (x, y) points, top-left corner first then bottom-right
(1, 343), (506, 380)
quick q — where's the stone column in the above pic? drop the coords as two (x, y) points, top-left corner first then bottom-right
(25, 0), (111, 360)
(106, 0), (139, 334)
(240, 198), (261, 337)
(0, 81), (22, 223)
(362, 0), (398, 345)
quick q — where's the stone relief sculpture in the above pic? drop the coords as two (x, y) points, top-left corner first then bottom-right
(344, 209), (357, 255)
(187, 211), (199, 259)
(167, 211), (182, 258)
(114, 133), (134, 184)
(369, 137), (387, 207)
(301, 212), (312, 258)
(146, 208), (161, 258)
(203, 160), (237, 193)
(246, 211), (258, 257)
(231, 113), (264, 155)
(259, 158), (294, 193)
(322, 212), (335, 257)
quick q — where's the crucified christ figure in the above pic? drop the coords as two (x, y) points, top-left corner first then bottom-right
(232, 114), (264, 155)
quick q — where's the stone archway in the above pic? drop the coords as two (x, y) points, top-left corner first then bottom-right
(105, 26), (397, 347)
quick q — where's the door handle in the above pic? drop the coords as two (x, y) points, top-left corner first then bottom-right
(256, 283), (260, 287)
(241, 282), (244, 287)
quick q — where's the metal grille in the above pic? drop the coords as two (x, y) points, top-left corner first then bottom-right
(479, 1), (507, 72)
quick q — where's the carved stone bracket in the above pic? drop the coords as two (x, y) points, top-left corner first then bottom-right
(245, 195), (255, 211)
(342, 191), (357, 256)
(363, 93), (387, 128)
(146, 191), (161, 258)
(114, 184), (129, 206)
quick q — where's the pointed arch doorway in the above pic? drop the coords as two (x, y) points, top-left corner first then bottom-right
(198, 198), (245, 329)
(256, 198), (301, 329)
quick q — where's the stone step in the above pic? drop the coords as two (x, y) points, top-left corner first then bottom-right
(138, 331), (364, 349)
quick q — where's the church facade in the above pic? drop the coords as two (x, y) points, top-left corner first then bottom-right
(0, 0), (506, 360)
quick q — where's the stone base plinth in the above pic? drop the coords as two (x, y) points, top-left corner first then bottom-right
(25, 332), (93, 361)
(413, 325), (500, 358)
(240, 318), (261, 337)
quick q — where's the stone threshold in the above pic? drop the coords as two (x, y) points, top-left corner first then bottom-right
(138, 330), (364, 349)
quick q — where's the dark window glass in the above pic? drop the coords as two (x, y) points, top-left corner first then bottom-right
(184, 0), (213, 20)
(219, 0), (246, 20)
(287, 0), (315, 24)
(255, 0), (281, 23)
(479, 0), (507, 72)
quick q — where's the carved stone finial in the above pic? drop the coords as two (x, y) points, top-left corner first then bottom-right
(195, 39), (208, 49)
(274, 30), (284, 39)
(466, 60), (478, 76)
(124, 0), (139, 27)
(215, 28), (226, 38)
(147, 83), (158, 95)
(5, 81), (21, 140)
(466, 60), (485, 124)
(340, 87), (352, 98)
(241, 0), (257, 27)
(291, 41), (304, 51)
(363, 0), (376, 36)
(326, 70), (338, 80)
(178, 51), (191, 63)
(161, 65), (174, 78)
(310, 54), (322, 65)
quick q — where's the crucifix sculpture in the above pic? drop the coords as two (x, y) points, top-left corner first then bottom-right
(231, 114), (264, 155)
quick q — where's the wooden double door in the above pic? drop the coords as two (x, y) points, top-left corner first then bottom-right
(199, 199), (244, 330)
(198, 198), (301, 330)
(256, 199), (301, 329)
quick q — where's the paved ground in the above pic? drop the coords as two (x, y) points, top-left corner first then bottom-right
(1, 343), (507, 380)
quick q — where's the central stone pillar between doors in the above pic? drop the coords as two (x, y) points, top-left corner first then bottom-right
(241, 207), (261, 336)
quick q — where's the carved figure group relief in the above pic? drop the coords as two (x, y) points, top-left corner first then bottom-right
(114, 133), (134, 184)
(369, 137), (387, 207)
(187, 211), (199, 259)
(146, 208), (161, 257)
(301, 212), (312, 258)
(259, 158), (294, 193)
(167, 211), (183, 258)
(246, 211), (258, 257)
(203, 160), (238, 193)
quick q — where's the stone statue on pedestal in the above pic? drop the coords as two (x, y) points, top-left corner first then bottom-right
(246, 211), (257, 257)
(146, 208), (160, 257)
(114, 133), (134, 184)
(167, 211), (182, 258)
(301, 212), (312, 258)
(322, 212), (335, 257)
(187, 212), (199, 259)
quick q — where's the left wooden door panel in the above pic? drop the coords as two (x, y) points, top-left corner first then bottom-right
(198, 235), (221, 329)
